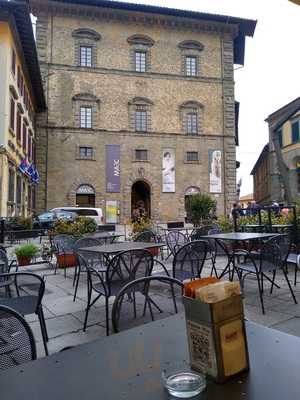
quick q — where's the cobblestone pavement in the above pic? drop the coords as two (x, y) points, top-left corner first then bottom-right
(4, 237), (300, 358)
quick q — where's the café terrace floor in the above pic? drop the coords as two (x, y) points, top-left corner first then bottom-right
(8, 245), (300, 358)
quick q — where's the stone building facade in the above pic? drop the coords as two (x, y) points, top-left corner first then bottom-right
(30, 0), (255, 222)
(251, 144), (270, 204)
(0, 1), (45, 218)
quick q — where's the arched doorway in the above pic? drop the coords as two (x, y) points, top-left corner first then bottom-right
(184, 186), (200, 222)
(76, 184), (95, 207)
(131, 180), (151, 219)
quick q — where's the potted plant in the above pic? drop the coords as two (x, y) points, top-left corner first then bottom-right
(186, 193), (217, 227)
(15, 243), (39, 266)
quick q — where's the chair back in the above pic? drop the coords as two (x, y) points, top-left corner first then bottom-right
(0, 272), (45, 314)
(166, 230), (188, 255)
(111, 276), (183, 333)
(53, 234), (75, 254)
(0, 249), (9, 274)
(189, 226), (211, 241)
(260, 239), (283, 272)
(0, 305), (36, 370)
(172, 240), (208, 280)
(268, 235), (292, 263)
(106, 249), (154, 290)
(134, 230), (157, 243)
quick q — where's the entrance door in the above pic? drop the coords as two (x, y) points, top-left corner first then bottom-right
(131, 180), (151, 219)
(76, 184), (96, 207)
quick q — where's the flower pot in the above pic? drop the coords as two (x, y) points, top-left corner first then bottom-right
(57, 254), (77, 268)
(147, 247), (159, 256)
(17, 256), (32, 266)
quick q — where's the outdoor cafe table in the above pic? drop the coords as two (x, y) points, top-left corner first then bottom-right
(1, 313), (300, 400)
(80, 241), (165, 255)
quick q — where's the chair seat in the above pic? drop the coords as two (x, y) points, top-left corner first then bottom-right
(94, 280), (129, 296)
(287, 253), (299, 265)
(86, 260), (107, 273)
(173, 270), (196, 281)
(0, 278), (13, 288)
(0, 296), (38, 316)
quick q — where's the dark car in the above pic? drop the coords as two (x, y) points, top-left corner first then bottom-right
(32, 210), (76, 230)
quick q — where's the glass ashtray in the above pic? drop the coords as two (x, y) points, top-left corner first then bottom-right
(162, 370), (206, 398)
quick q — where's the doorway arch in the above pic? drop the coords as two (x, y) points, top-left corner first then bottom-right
(184, 186), (200, 222)
(131, 180), (151, 219)
(76, 184), (95, 207)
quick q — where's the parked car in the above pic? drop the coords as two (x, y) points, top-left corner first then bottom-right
(32, 210), (76, 229)
(50, 207), (104, 226)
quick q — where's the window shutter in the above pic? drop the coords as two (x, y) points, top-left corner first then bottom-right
(277, 129), (283, 147)
(292, 121), (299, 143)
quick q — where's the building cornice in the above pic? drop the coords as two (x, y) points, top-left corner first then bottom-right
(30, 0), (239, 38)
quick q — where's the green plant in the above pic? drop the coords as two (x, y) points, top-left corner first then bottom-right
(186, 193), (216, 226)
(130, 216), (153, 238)
(217, 215), (233, 232)
(53, 216), (97, 237)
(15, 243), (39, 258)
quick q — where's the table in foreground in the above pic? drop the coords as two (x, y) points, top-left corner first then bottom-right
(1, 314), (300, 400)
(80, 241), (165, 255)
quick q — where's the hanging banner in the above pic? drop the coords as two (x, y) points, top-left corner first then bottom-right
(106, 145), (120, 193)
(106, 200), (118, 224)
(162, 148), (175, 192)
(209, 150), (222, 193)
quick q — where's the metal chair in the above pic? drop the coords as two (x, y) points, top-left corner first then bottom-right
(189, 225), (211, 241)
(0, 249), (15, 296)
(166, 230), (188, 258)
(83, 249), (154, 335)
(172, 240), (208, 281)
(53, 234), (76, 276)
(73, 237), (106, 301)
(272, 235), (300, 286)
(0, 305), (37, 370)
(233, 239), (297, 314)
(111, 276), (183, 333)
(0, 272), (49, 355)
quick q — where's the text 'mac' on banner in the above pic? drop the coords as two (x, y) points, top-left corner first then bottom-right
(106, 145), (120, 193)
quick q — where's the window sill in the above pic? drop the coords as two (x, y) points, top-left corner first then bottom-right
(132, 159), (149, 163)
(76, 157), (96, 161)
(184, 160), (200, 164)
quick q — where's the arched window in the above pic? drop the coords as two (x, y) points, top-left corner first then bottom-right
(178, 40), (204, 77)
(128, 97), (153, 133)
(127, 34), (155, 73)
(179, 101), (203, 135)
(72, 93), (100, 130)
(76, 184), (95, 207)
(72, 29), (101, 68)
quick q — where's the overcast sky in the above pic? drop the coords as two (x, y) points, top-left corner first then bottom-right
(121, 0), (300, 196)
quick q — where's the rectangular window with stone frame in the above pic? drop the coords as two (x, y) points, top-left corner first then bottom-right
(185, 56), (197, 76)
(11, 48), (16, 76)
(22, 122), (27, 153)
(135, 51), (146, 72)
(135, 110), (147, 132)
(135, 149), (148, 161)
(10, 97), (15, 132)
(80, 106), (92, 129)
(16, 110), (22, 143)
(8, 167), (15, 203)
(79, 146), (94, 160)
(186, 112), (198, 135)
(16, 175), (22, 206)
(186, 151), (199, 162)
(80, 46), (92, 67)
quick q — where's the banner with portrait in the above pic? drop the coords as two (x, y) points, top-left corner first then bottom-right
(162, 148), (175, 192)
(209, 150), (222, 193)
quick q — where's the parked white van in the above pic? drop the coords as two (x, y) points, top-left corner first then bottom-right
(51, 207), (103, 226)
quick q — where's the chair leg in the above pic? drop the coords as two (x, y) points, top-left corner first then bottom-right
(105, 297), (110, 336)
(270, 270), (276, 294)
(39, 307), (49, 342)
(295, 264), (298, 286)
(282, 268), (297, 304)
(257, 273), (265, 314)
(83, 283), (92, 332)
(73, 266), (81, 302)
(38, 311), (49, 356)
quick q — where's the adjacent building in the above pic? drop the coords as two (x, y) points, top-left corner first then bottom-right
(252, 97), (300, 204)
(0, 0), (46, 218)
(30, 0), (256, 222)
(251, 144), (270, 204)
